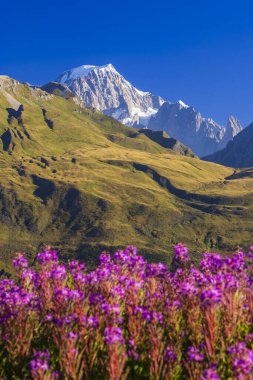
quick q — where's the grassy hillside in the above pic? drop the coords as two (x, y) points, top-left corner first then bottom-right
(1, 76), (253, 273)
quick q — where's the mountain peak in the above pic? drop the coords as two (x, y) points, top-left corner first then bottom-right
(226, 115), (243, 137)
(56, 63), (116, 84)
(54, 64), (164, 126)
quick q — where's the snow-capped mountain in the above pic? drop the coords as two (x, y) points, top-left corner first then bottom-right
(147, 101), (242, 156)
(55, 64), (164, 126)
(203, 121), (253, 168)
(52, 64), (243, 156)
(218, 116), (243, 149)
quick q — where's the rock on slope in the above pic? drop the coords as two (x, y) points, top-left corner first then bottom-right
(138, 128), (197, 158)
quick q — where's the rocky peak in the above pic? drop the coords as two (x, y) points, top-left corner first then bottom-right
(226, 115), (243, 137)
(218, 115), (243, 149)
(148, 101), (226, 156)
(54, 64), (164, 126)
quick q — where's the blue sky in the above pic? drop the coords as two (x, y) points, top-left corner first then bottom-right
(1, 0), (253, 126)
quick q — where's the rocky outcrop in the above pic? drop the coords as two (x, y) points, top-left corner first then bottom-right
(138, 128), (197, 157)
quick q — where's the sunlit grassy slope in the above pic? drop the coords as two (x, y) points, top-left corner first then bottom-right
(0, 76), (253, 273)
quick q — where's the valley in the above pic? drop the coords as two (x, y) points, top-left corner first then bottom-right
(0, 76), (253, 275)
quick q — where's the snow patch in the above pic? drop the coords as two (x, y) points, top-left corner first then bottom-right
(177, 100), (189, 108)
(57, 64), (115, 83)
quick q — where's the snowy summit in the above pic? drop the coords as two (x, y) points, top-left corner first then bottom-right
(55, 64), (164, 126)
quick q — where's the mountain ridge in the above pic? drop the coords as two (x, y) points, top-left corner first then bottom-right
(52, 64), (243, 156)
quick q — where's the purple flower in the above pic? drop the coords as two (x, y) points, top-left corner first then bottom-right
(152, 311), (163, 324)
(187, 346), (204, 362)
(68, 331), (78, 340)
(248, 252), (253, 260)
(51, 264), (67, 280)
(99, 252), (111, 265)
(69, 260), (85, 271)
(82, 315), (100, 329)
(229, 342), (253, 377)
(13, 253), (28, 269)
(30, 350), (50, 373)
(101, 303), (111, 315)
(141, 307), (151, 322)
(201, 364), (220, 380)
(165, 346), (177, 362)
(89, 292), (105, 305)
(200, 253), (223, 274)
(201, 287), (222, 306)
(37, 249), (58, 264)
(104, 327), (125, 345)
(173, 243), (190, 265)
(146, 262), (167, 276)
(110, 286), (125, 297)
(87, 316), (99, 329)
(20, 269), (37, 282)
(225, 251), (245, 271)
(180, 281), (198, 296)
(169, 300), (182, 309)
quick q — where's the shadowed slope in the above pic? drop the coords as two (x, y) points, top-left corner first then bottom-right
(204, 123), (253, 168)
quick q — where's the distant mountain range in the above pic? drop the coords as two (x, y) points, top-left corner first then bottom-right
(204, 122), (253, 168)
(148, 103), (242, 156)
(43, 64), (243, 156)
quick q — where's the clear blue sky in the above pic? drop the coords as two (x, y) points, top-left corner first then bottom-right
(1, 0), (253, 126)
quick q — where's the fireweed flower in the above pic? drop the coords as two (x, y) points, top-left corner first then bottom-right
(225, 251), (245, 272)
(89, 292), (105, 305)
(37, 249), (58, 264)
(180, 280), (198, 296)
(165, 346), (177, 362)
(201, 364), (220, 380)
(152, 311), (163, 324)
(51, 264), (67, 281)
(228, 342), (253, 378)
(199, 253), (223, 274)
(30, 350), (58, 378)
(20, 268), (37, 282)
(13, 253), (28, 269)
(187, 346), (205, 362)
(248, 251), (253, 260)
(68, 331), (78, 340)
(3, 244), (253, 378)
(69, 260), (85, 271)
(146, 262), (167, 276)
(104, 327), (125, 345)
(99, 252), (111, 265)
(30, 352), (49, 371)
(201, 287), (222, 306)
(110, 286), (125, 298)
(87, 316), (99, 329)
(173, 243), (190, 265)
